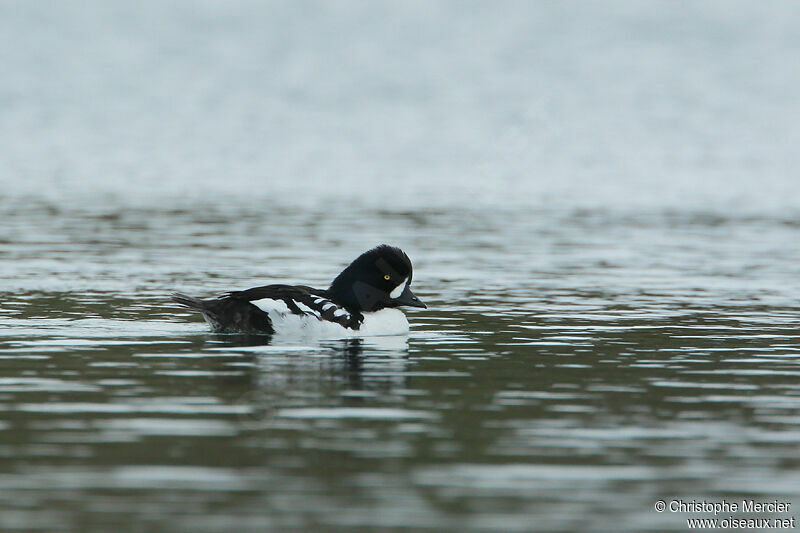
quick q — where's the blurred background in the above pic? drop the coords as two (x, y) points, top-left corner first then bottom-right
(2, 0), (798, 211)
(1, 1), (799, 532)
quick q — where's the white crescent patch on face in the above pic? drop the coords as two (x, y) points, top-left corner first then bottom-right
(389, 277), (408, 299)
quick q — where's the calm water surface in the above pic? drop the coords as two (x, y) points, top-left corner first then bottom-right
(2, 1), (800, 532)
(2, 204), (799, 532)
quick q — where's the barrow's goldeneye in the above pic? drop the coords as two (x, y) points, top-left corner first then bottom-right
(171, 244), (426, 337)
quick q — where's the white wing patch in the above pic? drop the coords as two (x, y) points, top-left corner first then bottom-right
(296, 302), (321, 318)
(252, 298), (290, 316)
(252, 295), (408, 339)
(390, 278), (408, 299)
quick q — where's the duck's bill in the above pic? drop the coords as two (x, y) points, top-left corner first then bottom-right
(394, 285), (427, 308)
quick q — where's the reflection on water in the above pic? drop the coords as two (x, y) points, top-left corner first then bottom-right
(2, 204), (800, 532)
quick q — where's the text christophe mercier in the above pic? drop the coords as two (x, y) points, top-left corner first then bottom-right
(665, 500), (791, 514)
(654, 499), (796, 529)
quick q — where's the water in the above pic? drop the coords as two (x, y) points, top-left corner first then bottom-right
(2, 2), (800, 532)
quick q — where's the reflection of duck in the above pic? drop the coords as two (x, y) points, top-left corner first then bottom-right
(343, 337), (364, 359)
(171, 245), (426, 338)
(342, 338), (365, 378)
(336, 336), (414, 390)
(229, 337), (411, 407)
(330, 335), (410, 354)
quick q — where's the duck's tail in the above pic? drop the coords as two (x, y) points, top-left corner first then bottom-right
(170, 292), (274, 334)
(170, 292), (206, 311)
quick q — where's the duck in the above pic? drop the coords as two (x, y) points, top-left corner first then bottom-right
(171, 244), (426, 337)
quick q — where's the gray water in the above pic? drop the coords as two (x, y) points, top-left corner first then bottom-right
(2, 2), (800, 532)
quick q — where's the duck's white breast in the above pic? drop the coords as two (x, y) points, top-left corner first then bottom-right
(357, 308), (410, 337)
(251, 299), (409, 339)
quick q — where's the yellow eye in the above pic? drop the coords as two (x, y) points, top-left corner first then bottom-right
(384, 274), (391, 280)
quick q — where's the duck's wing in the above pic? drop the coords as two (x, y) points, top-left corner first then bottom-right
(229, 284), (362, 329)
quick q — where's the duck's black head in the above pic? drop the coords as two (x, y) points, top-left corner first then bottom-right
(328, 244), (427, 313)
